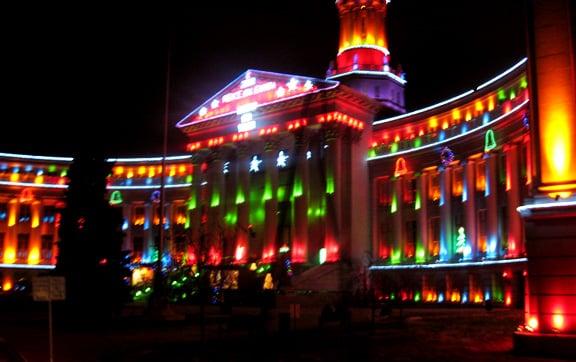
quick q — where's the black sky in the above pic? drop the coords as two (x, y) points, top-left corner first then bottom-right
(2, 0), (526, 157)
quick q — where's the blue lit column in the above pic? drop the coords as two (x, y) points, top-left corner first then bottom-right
(439, 166), (453, 261)
(463, 159), (477, 260)
(485, 154), (499, 258)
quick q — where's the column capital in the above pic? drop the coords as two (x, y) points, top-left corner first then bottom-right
(263, 137), (281, 153)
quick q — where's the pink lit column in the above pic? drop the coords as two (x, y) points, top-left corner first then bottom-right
(207, 150), (225, 265)
(485, 154), (499, 258)
(463, 159), (478, 259)
(505, 144), (522, 257)
(439, 166), (453, 261)
(235, 144), (250, 263)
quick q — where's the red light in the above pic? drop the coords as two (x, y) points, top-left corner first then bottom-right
(99, 258), (108, 265)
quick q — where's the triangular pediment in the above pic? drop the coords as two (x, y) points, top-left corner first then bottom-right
(176, 70), (339, 128)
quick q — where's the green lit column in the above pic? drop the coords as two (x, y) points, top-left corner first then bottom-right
(292, 131), (310, 263)
(439, 166), (453, 262)
(391, 176), (404, 264)
(235, 143), (250, 263)
(207, 149), (225, 264)
(323, 126), (342, 262)
(263, 138), (279, 262)
(505, 144), (522, 257)
(416, 172), (428, 263)
(188, 155), (203, 264)
(463, 159), (477, 260)
(485, 153), (499, 258)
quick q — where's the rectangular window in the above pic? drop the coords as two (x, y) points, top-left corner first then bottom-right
(377, 177), (390, 205)
(0, 203), (7, 221)
(0, 233), (4, 258)
(428, 172), (440, 201)
(19, 204), (31, 222)
(133, 237), (144, 259)
(17, 234), (29, 261)
(477, 209), (487, 254)
(43, 206), (56, 223)
(452, 167), (463, 197)
(429, 216), (440, 257)
(133, 206), (145, 226)
(405, 220), (417, 259)
(475, 161), (486, 191)
(41, 235), (54, 262)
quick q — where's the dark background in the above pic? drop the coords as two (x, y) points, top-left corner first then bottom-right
(2, 0), (526, 157)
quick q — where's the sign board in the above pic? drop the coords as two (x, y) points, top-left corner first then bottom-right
(33, 277), (66, 301)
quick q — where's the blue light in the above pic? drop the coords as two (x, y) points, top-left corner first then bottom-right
(484, 290), (491, 301)
(462, 292), (468, 303)
(126, 179), (132, 186)
(438, 131), (446, 141)
(144, 218), (150, 230)
(438, 293), (445, 303)
(13, 167), (19, 173)
(461, 124), (468, 134)
(25, 165), (33, 172)
(146, 178), (153, 185)
(122, 219), (129, 231)
(482, 112), (490, 125)
(167, 176), (174, 184)
(0, 164), (7, 171)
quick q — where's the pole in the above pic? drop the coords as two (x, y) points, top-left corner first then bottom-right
(48, 299), (54, 362)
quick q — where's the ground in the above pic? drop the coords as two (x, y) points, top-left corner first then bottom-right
(0, 299), (572, 361)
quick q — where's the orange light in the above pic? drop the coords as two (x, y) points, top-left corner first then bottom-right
(28, 248), (40, 265)
(114, 166), (124, 175)
(2, 279), (13, 292)
(127, 169), (134, 178)
(394, 158), (408, 177)
(3, 248), (15, 264)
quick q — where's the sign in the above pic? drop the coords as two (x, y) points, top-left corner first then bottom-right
(33, 276), (66, 301)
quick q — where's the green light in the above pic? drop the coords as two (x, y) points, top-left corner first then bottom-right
(60, 169), (68, 177)
(390, 143), (399, 153)
(144, 287), (151, 293)
(519, 76), (528, 89)
(188, 195), (197, 210)
(456, 226), (466, 254)
(497, 89), (507, 101)
(413, 137), (422, 148)
(186, 175), (193, 183)
(326, 173), (334, 194)
(319, 248), (327, 264)
(235, 189), (245, 204)
(390, 192), (397, 213)
(509, 89), (516, 100)
(292, 177), (303, 198)
(48, 165), (57, 173)
(277, 186), (286, 201)
(391, 249), (401, 264)
(414, 191), (421, 210)
(263, 180), (273, 201)
(368, 149), (376, 158)
(416, 246), (426, 263)
(414, 291), (421, 302)
(109, 190), (123, 205)
(225, 211), (237, 226)
(390, 293), (395, 301)
(185, 217), (190, 229)
(307, 208), (314, 217)
(210, 191), (220, 207)
(484, 129), (497, 152)
(135, 290), (142, 297)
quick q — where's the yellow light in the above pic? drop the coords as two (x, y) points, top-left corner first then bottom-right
(127, 169), (134, 178)
(2, 280), (13, 291)
(10, 173), (19, 182)
(429, 117), (438, 129)
(487, 96), (495, 111)
(137, 166), (146, 176)
(178, 165), (186, 174)
(528, 316), (539, 331)
(28, 248), (40, 265)
(148, 167), (155, 178)
(452, 109), (461, 120)
(34, 175), (44, 184)
(169, 166), (176, 177)
(3, 248), (16, 264)
(249, 262), (257, 271)
(8, 200), (17, 227)
(552, 314), (564, 331)
(114, 166), (124, 175)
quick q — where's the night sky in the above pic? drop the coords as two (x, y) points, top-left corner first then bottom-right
(3, 0), (526, 157)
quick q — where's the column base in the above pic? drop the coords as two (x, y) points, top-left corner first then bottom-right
(514, 331), (576, 358)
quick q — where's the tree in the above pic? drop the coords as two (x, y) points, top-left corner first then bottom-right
(56, 152), (130, 322)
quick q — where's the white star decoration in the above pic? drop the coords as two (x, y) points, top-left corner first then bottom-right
(286, 78), (299, 91)
(249, 156), (262, 172)
(304, 80), (313, 91)
(277, 151), (289, 168)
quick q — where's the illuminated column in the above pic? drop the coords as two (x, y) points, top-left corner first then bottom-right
(263, 139), (279, 262)
(188, 156), (203, 264)
(235, 143), (250, 263)
(122, 205), (132, 251)
(207, 149), (225, 264)
(391, 176), (404, 264)
(416, 172), (428, 263)
(485, 154), (499, 258)
(144, 202), (155, 262)
(439, 166), (453, 262)
(463, 160), (478, 259)
(515, 0), (576, 355)
(505, 144), (522, 257)
(324, 127), (342, 262)
(164, 201), (173, 259)
(4, 199), (17, 263)
(292, 132), (310, 263)
(29, 201), (41, 264)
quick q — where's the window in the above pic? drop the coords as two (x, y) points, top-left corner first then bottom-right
(452, 167), (463, 197)
(376, 177), (389, 205)
(428, 172), (440, 201)
(41, 235), (53, 261)
(133, 206), (145, 226)
(43, 206), (56, 223)
(0, 203), (7, 221)
(477, 209), (488, 254)
(133, 237), (144, 259)
(429, 217), (440, 257)
(19, 204), (31, 222)
(17, 234), (29, 261)
(0, 233), (4, 258)
(475, 161), (486, 191)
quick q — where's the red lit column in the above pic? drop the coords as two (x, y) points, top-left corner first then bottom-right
(439, 166), (453, 261)
(463, 159), (478, 259)
(292, 132), (310, 263)
(263, 139), (279, 262)
(505, 144), (522, 257)
(235, 143), (250, 263)
(485, 154), (499, 258)
(324, 127), (342, 262)
(391, 175), (404, 263)
(416, 172), (429, 262)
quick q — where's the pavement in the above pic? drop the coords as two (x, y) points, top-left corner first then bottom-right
(0, 299), (573, 361)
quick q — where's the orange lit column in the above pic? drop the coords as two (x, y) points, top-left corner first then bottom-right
(505, 144), (522, 257)
(263, 139), (279, 262)
(4, 199), (18, 264)
(439, 166), (453, 261)
(391, 176), (404, 263)
(207, 150), (224, 265)
(416, 172), (429, 262)
(28, 201), (41, 264)
(235, 143), (250, 263)
(485, 154), (499, 258)
(324, 127), (342, 262)
(463, 159), (478, 260)
(292, 132), (310, 263)
(515, 0), (576, 355)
